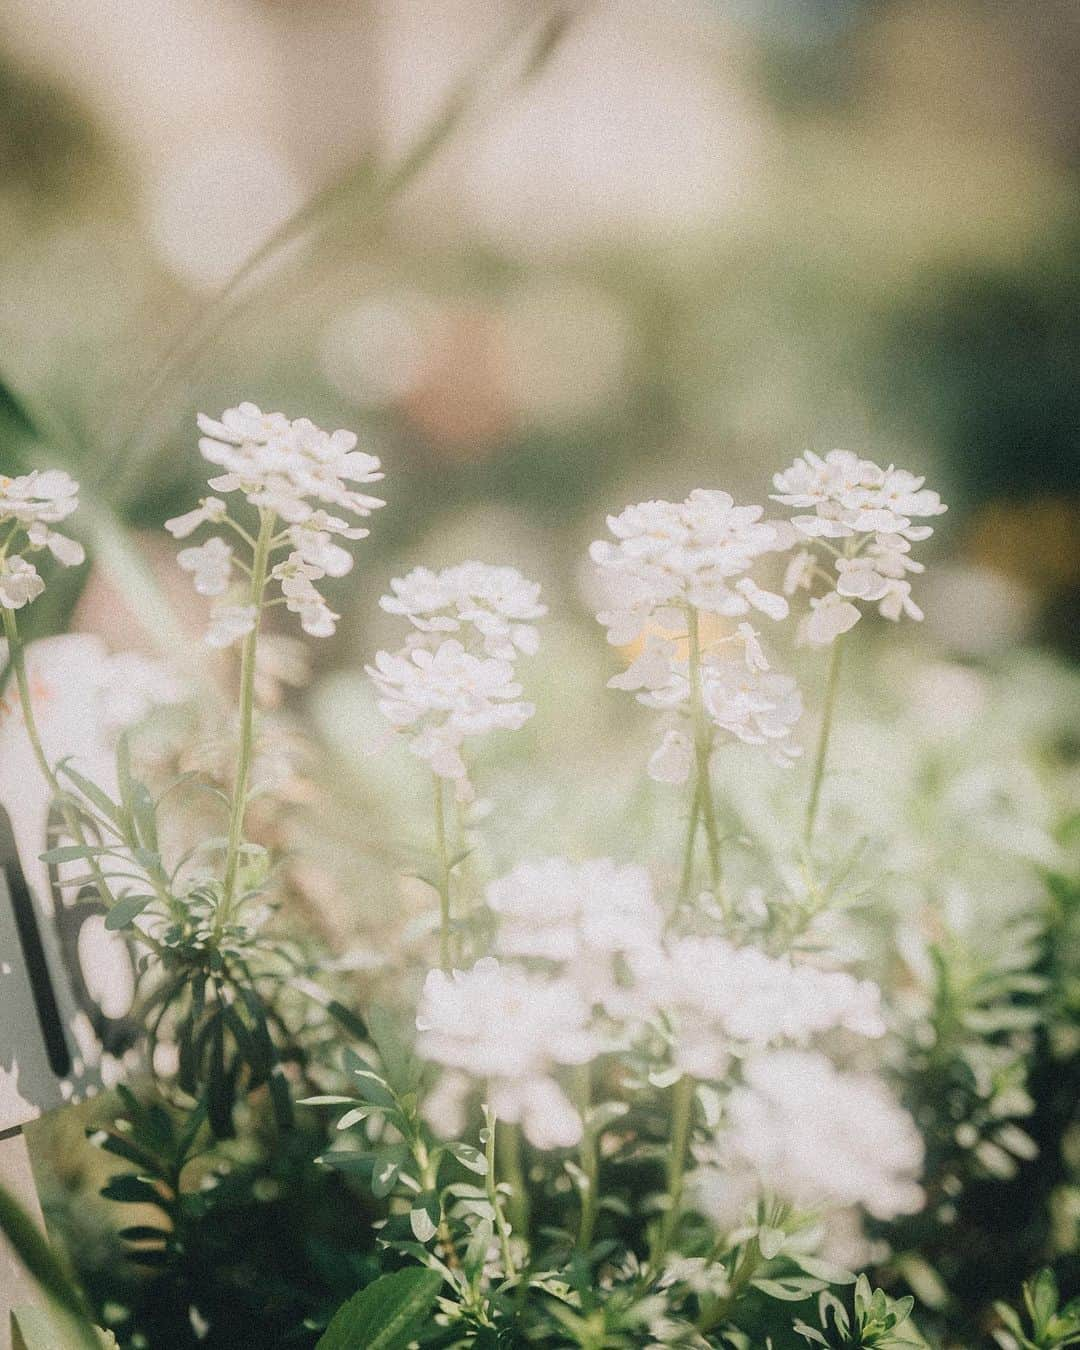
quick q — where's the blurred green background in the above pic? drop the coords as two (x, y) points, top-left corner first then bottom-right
(0, 0), (1077, 658)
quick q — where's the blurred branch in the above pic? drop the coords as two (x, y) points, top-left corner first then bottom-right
(105, 1), (591, 482)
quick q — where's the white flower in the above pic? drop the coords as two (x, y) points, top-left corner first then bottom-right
(633, 655), (802, 780)
(798, 592), (862, 647)
(381, 561), (546, 660)
(782, 548), (815, 595)
(415, 957), (598, 1148)
(607, 635), (679, 694)
(487, 857), (664, 1009)
(173, 404), (385, 645)
(610, 627), (801, 776)
(694, 1051), (924, 1222)
(772, 451), (946, 637)
(177, 537), (233, 596)
(590, 490), (787, 644)
(0, 556), (45, 609)
(627, 938), (885, 1078)
(367, 639), (535, 789)
(25, 521), (86, 566)
(206, 603), (258, 649)
(878, 578), (924, 622)
(197, 401), (385, 525)
(647, 727), (693, 784)
(0, 469), (79, 526)
(287, 526), (353, 578)
(272, 554), (340, 637)
(0, 470), (84, 604)
(165, 496), (227, 538)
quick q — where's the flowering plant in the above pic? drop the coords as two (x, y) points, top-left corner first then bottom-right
(2, 418), (1076, 1350)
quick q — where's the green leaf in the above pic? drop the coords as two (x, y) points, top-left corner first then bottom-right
(0, 1185), (100, 1350)
(326, 1000), (368, 1039)
(39, 845), (111, 864)
(315, 1268), (442, 1350)
(371, 1157), (402, 1198)
(99, 1175), (162, 1207)
(366, 1004), (419, 1095)
(752, 1276), (823, 1302)
(447, 1142), (488, 1176)
(791, 1254), (857, 1285)
(104, 894), (155, 930)
(55, 762), (125, 829)
(1027, 1268), (1059, 1336)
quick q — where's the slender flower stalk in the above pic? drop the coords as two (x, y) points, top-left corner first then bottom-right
(575, 1062), (598, 1251)
(677, 776), (702, 906)
(498, 1118), (530, 1243)
(804, 635), (844, 843)
(655, 1074), (695, 1263)
(220, 508), (275, 921)
(697, 1234), (763, 1333)
(687, 610), (723, 897)
(433, 771), (453, 971)
(483, 1105), (517, 1279)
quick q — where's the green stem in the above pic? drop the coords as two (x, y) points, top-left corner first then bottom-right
(575, 1063), (598, 1251)
(220, 509), (275, 920)
(655, 1074), (695, 1263)
(677, 774), (702, 908)
(2, 606), (116, 910)
(804, 635), (844, 844)
(697, 1235), (762, 1333)
(484, 1108), (517, 1279)
(687, 610), (722, 896)
(498, 1119), (530, 1245)
(433, 773), (453, 971)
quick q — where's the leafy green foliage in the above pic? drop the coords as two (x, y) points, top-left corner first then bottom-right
(0, 1183), (100, 1350)
(794, 1277), (927, 1348)
(993, 1270), (1080, 1349)
(314, 1268), (442, 1350)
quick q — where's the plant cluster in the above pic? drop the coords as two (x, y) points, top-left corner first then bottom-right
(2, 412), (1076, 1349)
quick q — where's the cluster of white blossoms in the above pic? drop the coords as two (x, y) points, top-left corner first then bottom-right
(589, 490), (788, 646)
(612, 624), (803, 780)
(691, 1050), (925, 1227)
(487, 856), (664, 1008)
(380, 561), (546, 660)
(772, 450), (948, 646)
(0, 470), (84, 609)
(416, 957), (599, 1149)
(417, 855), (890, 1152)
(167, 402), (384, 646)
(367, 561), (542, 794)
(627, 937), (886, 1079)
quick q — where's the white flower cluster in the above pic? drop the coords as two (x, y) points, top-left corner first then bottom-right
(195, 401), (385, 524)
(418, 857), (891, 1151)
(628, 937), (886, 1079)
(487, 856), (664, 1007)
(380, 561), (546, 659)
(167, 402), (384, 646)
(368, 562), (541, 794)
(416, 957), (598, 1149)
(612, 625), (803, 779)
(773, 450), (947, 645)
(0, 470), (84, 609)
(691, 1050), (925, 1226)
(589, 490), (788, 645)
